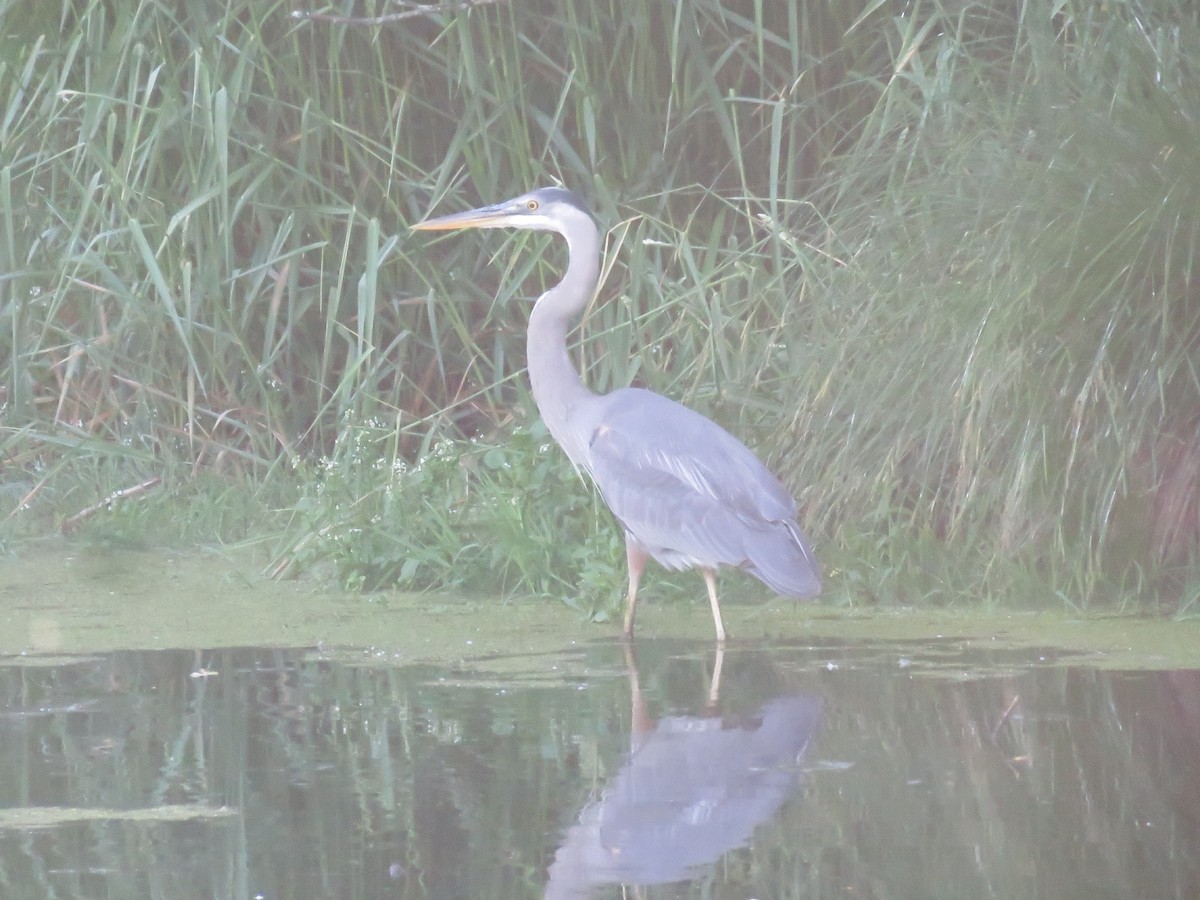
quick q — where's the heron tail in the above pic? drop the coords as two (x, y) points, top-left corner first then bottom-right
(744, 520), (822, 599)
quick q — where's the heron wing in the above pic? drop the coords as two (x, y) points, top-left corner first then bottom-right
(583, 388), (801, 570)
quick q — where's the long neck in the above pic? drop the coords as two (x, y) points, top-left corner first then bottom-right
(527, 216), (601, 469)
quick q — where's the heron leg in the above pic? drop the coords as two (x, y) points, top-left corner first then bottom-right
(702, 568), (728, 643)
(622, 537), (647, 639)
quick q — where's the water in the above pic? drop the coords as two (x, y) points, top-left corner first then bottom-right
(2, 547), (1197, 898)
(2, 636), (1198, 899)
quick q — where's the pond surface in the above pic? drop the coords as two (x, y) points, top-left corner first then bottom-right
(2, 547), (1199, 899)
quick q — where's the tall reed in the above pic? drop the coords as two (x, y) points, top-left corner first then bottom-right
(2, 0), (1196, 608)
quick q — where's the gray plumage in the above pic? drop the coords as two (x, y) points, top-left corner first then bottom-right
(413, 187), (820, 640)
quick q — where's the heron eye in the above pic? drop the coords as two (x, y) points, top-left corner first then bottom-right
(526, 199), (539, 211)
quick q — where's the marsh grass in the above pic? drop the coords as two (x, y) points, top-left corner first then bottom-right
(2, 0), (1197, 613)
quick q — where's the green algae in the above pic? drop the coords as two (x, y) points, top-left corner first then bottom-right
(2, 543), (1198, 671)
(0, 542), (585, 664)
(0, 805), (236, 830)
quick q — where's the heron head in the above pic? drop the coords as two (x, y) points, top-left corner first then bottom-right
(411, 187), (594, 237)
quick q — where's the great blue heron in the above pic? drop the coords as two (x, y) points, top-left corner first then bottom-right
(412, 187), (820, 641)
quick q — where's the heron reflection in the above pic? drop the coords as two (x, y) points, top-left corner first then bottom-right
(545, 645), (823, 897)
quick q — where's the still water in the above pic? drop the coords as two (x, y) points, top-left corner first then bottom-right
(2, 635), (1198, 899)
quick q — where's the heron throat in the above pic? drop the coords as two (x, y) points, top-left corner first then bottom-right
(526, 219), (602, 472)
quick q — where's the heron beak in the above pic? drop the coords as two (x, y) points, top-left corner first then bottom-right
(411, 202), (513, 232)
